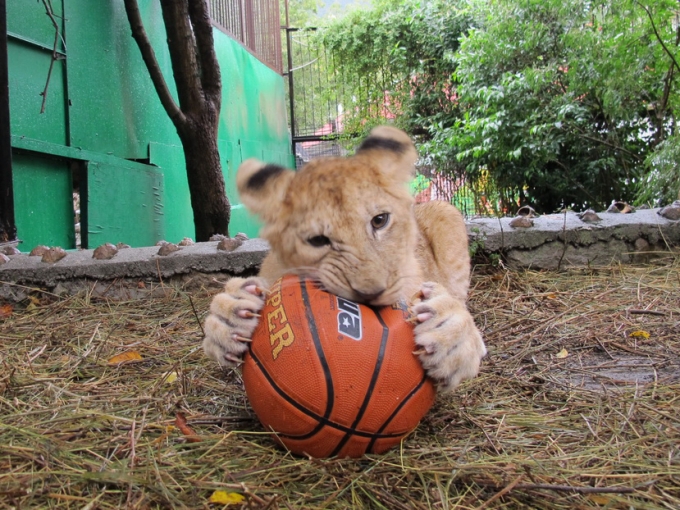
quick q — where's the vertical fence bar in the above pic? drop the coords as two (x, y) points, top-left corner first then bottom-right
(209, 0), (282, 72)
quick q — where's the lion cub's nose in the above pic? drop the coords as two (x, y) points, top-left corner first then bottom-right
(353, 288), (386, 303)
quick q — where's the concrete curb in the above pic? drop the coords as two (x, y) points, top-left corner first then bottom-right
(0, 208), (677, 299)
(467, 208), (679, 268)
(0, 239), (269, 287)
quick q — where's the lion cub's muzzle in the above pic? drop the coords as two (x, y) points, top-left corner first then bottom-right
(352, 288), (386, 304)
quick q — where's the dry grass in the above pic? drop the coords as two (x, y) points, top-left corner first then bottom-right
(1, 256), (679, 509)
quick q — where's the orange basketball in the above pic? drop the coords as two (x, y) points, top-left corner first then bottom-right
(242, 274), (436, 458)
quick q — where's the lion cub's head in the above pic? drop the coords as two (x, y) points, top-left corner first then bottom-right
(237, 126), (422, 306)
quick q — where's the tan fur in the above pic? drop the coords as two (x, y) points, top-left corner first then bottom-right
(203, 126), (486, 391)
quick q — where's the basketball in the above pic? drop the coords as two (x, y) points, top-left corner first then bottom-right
(242, 274), (436, 458)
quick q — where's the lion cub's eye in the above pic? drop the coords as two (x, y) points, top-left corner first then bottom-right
(371, 213), (390, 230)
(307, 235), (331, 247)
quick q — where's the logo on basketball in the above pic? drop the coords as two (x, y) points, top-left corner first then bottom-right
(337, 297), (362, 340)
(265, 278), (295, 359)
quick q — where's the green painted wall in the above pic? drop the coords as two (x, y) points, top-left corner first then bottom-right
(85, 161), (164, 248)
(12, 152), (74, 250)
(7, 0), (67, 147)
(7, 0), (293, 250)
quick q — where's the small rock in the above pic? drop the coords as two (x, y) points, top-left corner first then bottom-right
(1, 246), (20, 256)
(516, 205), (538, 218)
(42, 247), (67, 263)
(116, 242), (131, 249)
(637, 204), (650, 210)
(0, 253), (10, 265)
(234, 232), (249, 242)
(606, 200), (635, 213)
(634, 238), (650, 252)
(93, 243), (118, 260)
(178, 237), (195, 246)
(217, 237), (244, 251)
(29, 245), (50, 257)
(52, 283), (69, 296)
(509, 216), (534, 228)
(658, 200), (680, 221)
(209, 234), (228, 242)
(156, 240), (169, 246)
(578, 209), (601, 223)
(157, 243), (181, 256)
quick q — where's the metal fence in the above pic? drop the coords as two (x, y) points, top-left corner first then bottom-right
(284, 29), (507, 217)
(209, 0), (282, 73)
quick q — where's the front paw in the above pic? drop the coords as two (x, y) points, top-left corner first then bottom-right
(411, 282), (487, 391)
(203, 277), (267, 367)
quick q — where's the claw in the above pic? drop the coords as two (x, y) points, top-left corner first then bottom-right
(412, 348), (427, 356)
(243, 284), (269, 297)
(410, 290), (425, 303)
(232, 334), (253, 343)
(406, 315), (420, 325)
(223, 353), (243, 364)
(237, 310), (261, 319)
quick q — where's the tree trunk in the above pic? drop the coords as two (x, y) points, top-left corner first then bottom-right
(179, 112), (230, 240)
(123, 0), (230, 242)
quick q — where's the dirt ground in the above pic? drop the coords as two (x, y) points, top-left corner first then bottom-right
(0, 256), (678, 509)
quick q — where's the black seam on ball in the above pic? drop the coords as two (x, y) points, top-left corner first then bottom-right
(367, 372), (430, 453)
(329, 305), (389, 457)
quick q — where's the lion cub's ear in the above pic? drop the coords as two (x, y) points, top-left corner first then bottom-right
(355, 126), (418, 182)
(237, 159), (294, 222)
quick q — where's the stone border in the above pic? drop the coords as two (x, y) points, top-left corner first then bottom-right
(0, 239), (269, 287)
(467, 208), (679, 269)
(0, 208), (677, 299)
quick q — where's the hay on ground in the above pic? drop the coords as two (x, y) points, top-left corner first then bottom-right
(0, 255), (678, 509)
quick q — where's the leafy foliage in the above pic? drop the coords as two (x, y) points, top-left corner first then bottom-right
(319, 0), (470, 139)
(317, 0), (680, 212)
(641, 134), (680, 205)
(452, 0), (679, 212)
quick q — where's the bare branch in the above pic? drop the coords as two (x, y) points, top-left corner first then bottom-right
(159, 0), (204, 115)
(122, 0), (185, 127)
(636, 1), (680, 75)
(39, 0), (59, 114)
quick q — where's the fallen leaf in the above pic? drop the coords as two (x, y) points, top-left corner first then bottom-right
(630, 330), (650, 339)
(546, 293), (557, 299)
(107, 351), (143, 365)
(175, 412), (201, 443)
(25, 297), (41, 311)
(0, 304), (13, 318)
(209, 490), (245, 505)
(555, 348), (568, 359)
(588, 494), (613, 505)
(163, 371), (178, 384)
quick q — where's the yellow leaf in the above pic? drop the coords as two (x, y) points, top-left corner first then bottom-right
(588, 494), (613, 505)
(630, 330), (650, 339)
(546, 293), (557, 299)
(107, 351), (143, 365)
(555, 348), (568, 359)
(163, 371), (178, 384)
(208, 490), (245, 505)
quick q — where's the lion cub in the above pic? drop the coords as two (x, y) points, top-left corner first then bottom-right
(203, 126), (486, 391)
